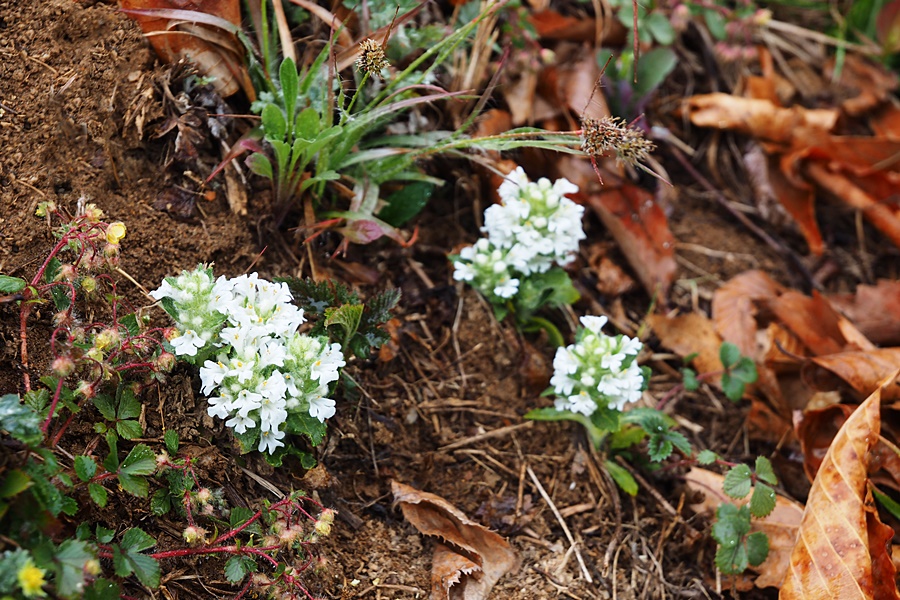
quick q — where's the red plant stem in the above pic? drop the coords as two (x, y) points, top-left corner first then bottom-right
(151, 544), (282, 567)
(232, 580), (254, 600)
(40, 375), (66, 434)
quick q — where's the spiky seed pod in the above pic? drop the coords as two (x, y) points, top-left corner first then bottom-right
(356, 39), (388, 78)
(581, 116), (655, 167)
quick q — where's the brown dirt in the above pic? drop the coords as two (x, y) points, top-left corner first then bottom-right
(2, 1), (890, 599)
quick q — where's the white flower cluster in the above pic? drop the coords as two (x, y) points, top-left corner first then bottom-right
(150, 268), (346, 454)
(550, 316), (644, 415)
(452, 167), (585, 301)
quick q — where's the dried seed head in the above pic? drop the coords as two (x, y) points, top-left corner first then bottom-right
(581, 116), (655, 167)
(356, 39), (388, 78)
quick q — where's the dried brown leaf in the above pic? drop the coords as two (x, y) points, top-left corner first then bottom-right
(647, 313), (722, 375)
(809, 349), (900, 402)
(685, 468), (804, 589)
(829, 281), (900, 347)
(586, 185), (676, 299)
(781, 375), (900, 600)
(769, 291), (848, 356)
(392, 481), (518, 600)
(712, 270), (786, 358)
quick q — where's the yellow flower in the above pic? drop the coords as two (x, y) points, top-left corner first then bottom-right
(17, 559), (46, 597)
(106, 222), (127, 245)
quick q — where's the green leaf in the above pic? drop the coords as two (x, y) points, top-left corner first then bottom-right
(116, 388), (141, 420)
(749, 483), (777, 518)
(0, 393), (43, 446)
(754, 456), (777, 485)
(746, 531), (770, 567)
(93, 394), (117, 421)
(704, 9), (728, 40)
(118, 444), (157, 498)
(609, 425), (646, 450)
(150, 489), (172, 516)
(723, 464), (753, 499)
(377, 182), (433, 227)
(647, 435), (673, 462)
(634, 48), (677, 101)
(74, 456), (97, 482)
(225, 555), (257, 583)
(719, 342), (741, 369)
(721, 372), (746, 402)
(324, 304), (364, 344)
(604, 459), (638, 496)
(23, 388), (49, 413)
(84, 578), (122, 600)
(246, 152), (274, 179)
(89, 483), (108, 507)
(54, 539), (94, 597)
(0, 469), (31, 498)
(120, 528), (156, 553)
(164, 429), (179, 454)
(295, 107), (320, 140)
(279, 58), (300, 126)
(120, 313), (141, 337)
(0, 275), (26, 293)
(116, 420), (143, 441)
(732, 357), (758, 384)
(697, 449), (718, 465)
(644, 11), (676, 45)
(233, 427), (261, 454)
(285, 412), (327, 447)
(262, 103), (288, 142)
(682, 368), (699, 391)
(96, 525), (115, 544)
(715, 538), (749, 575)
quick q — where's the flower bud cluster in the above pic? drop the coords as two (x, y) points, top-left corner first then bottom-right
(452, 167), (584, 302)
(550, 316), (644, 414)
(151, 267), (346, 454)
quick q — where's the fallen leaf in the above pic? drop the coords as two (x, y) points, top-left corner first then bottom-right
(392, 481), (519, 600)
(829, 281), (900, 346)
(809, 349), (900, 402)
(781, 374), (900, 599)
(796, 403), (854, 481)
(647, 313), (722, 375)
(684, 94), (838, 143)
(712, 270), (785, 358)
(827, 54), (899, 116)
(587, 243), (636, 297)
(586, 184), (676, 299)
(529, 10), (597, 42)
(769, 291), (847, 356)
(684, 468), (804, 589)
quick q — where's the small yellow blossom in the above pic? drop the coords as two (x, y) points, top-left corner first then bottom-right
(106, 222), (127, 244)
(17, 559), (46, 597)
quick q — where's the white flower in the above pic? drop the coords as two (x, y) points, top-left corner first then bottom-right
(308, 394), (337, 422)
(498, 167), (531, 203)
(170, 329), (207, 356)
(494, 277), (520, 299)
(258, 428), (286, 454)
(554, 391), (596, 416)
(453, 261), (476, 282)
(580, 315), (608, 333)
(226, 412), (255, 434)
(311, 344), (346, 384)
(207, 395), (233, 419)
(199, 359), (229, 395)
(149, 279), (183, 302)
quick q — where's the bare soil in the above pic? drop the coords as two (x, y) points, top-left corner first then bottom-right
(3, 1), (887, 599)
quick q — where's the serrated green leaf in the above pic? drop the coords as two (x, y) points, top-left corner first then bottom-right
(749, 483), (777, 518)
(54, 539), (94, 597)
(62, 495), (78, 516)
(754, 456), (777, 485)
(299, 451), (317, 470)
(89, 483), (108, 507)
(0, 275), (26, 293)
(682, 368), (699, 391)
(74, 456), (97, 482)
(715, 539), (749, 575)
(23, 388), (49, 412)
(121, 528), (156, 553)
(324, 304), (364, 344)
(118, 473), (149, 498)
(719, 342), (741, 369)
(76, 522), (92, 540)
(120, 313), (141, 337)
(604, 460), (638, 496)
(84, 578), (121, 600)
(285, 412), (327, 447)
(117, 388), (141, 420)
(0, 393), (43, 446)
(0, 469), (31, 498)
(723, 464), (753, 499)
(225, 555), (250, 583)
(26, 468), (65, 516)
(746, 531), (769, 567)
(119, 445), (157, 476)
(93, 394), (117, 421)
(164, 430), (179, 454)
(116, 420), (143, 440)
(647, 435), (673, 462)
(697, 450), (718, 465)
(150, 489), (172, 516)
(112, 546), (131, 578)
(95, 525), (115, 544)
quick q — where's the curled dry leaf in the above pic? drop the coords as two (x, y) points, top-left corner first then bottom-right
(391, 481), (519, 600)
(712, 269), (785, 358)
(683, 94), (838, 143)
(781, 374), (900, 600)
(647, 313), (722, 375)
(829, 281), (900, 347)
(809, 349), (900, 402)
(684, 468), (804, 589)
(586, 184), (676, 300)
(769, 291), (848, 356)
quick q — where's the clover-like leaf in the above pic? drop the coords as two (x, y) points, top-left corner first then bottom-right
(723, 464), (753, 499)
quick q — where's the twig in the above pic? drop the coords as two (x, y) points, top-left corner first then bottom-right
(438, 421), (533, 452)
(526, 465), (593, 584)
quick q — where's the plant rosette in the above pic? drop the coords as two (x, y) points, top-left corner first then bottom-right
(151, 267), (345, 454)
